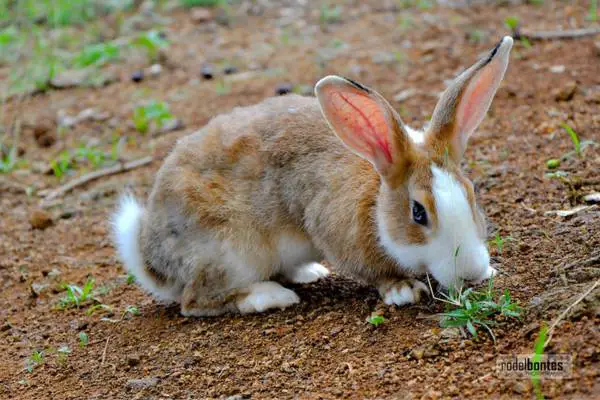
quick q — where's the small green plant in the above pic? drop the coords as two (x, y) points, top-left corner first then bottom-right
(50, 150), (74, 178)
(504, 16), (520, 31)
(78, 332), (89, 347)
(531, 324), (548, 400)
(72, 41), (119, 68)
(50, 145), (105, 178)
(180, 0), (223, 6)
(560, 122), (581, 156)
(57, 345), (71, 364)
(132, 100), (174, 134)
(126, 273), (136, 285)
(122, 305), (140, 319)
(0, 145), (20, 173)
(366, 313), (386, 327)
(25, 350), (44, 372)
(132, 31), (168, 63)
(75, 145), (105, 167)
(58, 278), (96, 309)
(319, 4), (342, 25)
(546, 159), (560, 169)
(85, 303), (112, 316)
(489, 232), (513, 255)
(430, 275), (522, 343)
(587, 0), (598, 22)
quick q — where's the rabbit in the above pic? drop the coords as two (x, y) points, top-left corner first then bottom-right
(112, 36), (513, 316)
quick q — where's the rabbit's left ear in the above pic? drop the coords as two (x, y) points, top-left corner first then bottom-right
(425, 36), (513, 163)
(315, 75), (414, 179)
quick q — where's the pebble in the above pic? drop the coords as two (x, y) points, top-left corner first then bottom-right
(50, 69), (89, 88)
(149, 64), (162, 77)
(29, 209), (54, 230)
(200, 64), (214, 80)
(191, 8), (212, 23)
(553, 81), (577, 101)
(549, 65), (566, 74)
(131, 70), (144, 83)
(583, 192), (600, 204)
(275, 83), (293, 96)
(127, 354), (141, 366)
(125, 377), (158, 390)
(512, 381), (529, 394)
(585, 91), (600, 104)
(223, 65), (238, 75)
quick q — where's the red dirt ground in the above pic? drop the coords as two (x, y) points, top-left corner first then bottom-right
(1, 1), (599, 399)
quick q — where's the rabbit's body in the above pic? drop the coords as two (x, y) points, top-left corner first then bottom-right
(114, 37), (514, 316)
(117, 95), (399, 316)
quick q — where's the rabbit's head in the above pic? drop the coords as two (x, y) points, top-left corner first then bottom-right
(315, 37), (513, 289)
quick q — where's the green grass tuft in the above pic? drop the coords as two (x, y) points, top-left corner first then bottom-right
(431, 276), (522, 343)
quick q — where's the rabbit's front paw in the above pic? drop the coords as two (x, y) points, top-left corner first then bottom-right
(378, 278), (429, 306)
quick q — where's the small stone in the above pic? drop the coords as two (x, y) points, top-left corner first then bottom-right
(191, 8), (212, 23)
(127, 354), (141, 367)
(553, 81), (577, 101)
(59, 209), (77, 219)
(125, 377), (158, 390)
(200, 64), (214, 80)
(30, 209), (54, 230)
(583, 192), (600, 204)
(549, 65), (566, 74)
(440, 327), (461, 339)
(411, 347), (424, 360)
(512, 381), (529, 394)
(585, 91), (600, 104)
(149, 64), (162, 76)
(50, 69), (89, 88)
(131, 70), (144, 83)
(223, 65), (238, 75)
(30, 282), (48, 297)
(275, 83), (293, 96)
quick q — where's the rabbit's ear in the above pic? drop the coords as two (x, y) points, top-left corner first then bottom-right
(425, 36), (513, 163)
(315, 76), (413, 178)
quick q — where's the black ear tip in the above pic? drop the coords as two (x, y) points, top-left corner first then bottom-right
(489, 39), (502, 60)
(342, 77), (371, 93)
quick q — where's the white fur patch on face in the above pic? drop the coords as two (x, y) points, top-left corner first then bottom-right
(285, 262), (330, 284)
(236, 281), (300, 314)
(377, 166), (491, 288)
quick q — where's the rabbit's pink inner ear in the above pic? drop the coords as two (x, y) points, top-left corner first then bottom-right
(454, 65), (503, 149)
(321, 88), (394, 167)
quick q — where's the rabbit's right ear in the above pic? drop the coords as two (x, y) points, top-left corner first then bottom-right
(425, 36), (513, 164)
(315, 76), (413, 178)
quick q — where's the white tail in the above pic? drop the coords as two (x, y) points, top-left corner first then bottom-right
(111, 195), (177, 302)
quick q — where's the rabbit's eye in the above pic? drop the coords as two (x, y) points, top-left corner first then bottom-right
(412, 201), (428, 226)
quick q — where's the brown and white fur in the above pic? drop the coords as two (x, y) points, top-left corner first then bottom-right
(112, 37), (513, 316)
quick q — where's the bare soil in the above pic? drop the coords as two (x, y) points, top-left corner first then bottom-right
(1, 1), (599, 399)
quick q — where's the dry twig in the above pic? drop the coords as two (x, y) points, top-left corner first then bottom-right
(544, 279), (600, 347)
(101, 336), (111, 366)
(38, 156), (153, 205)
(519, 27), (600, 41)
